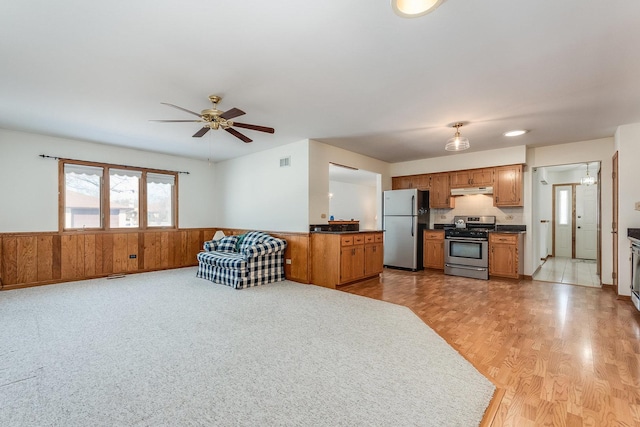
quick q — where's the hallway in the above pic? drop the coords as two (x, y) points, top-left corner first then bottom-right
(533, 256), (600, 287)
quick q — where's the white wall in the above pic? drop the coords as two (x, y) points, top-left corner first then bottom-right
(390, 145), (527, 176)
(527, 137), (615, 285)
(0, 128), (217, 232)
(309, 140), (391, 229)
(214, 139), (309, 232)
(615, 123), (640, 296)
(329, 180), (377, 230)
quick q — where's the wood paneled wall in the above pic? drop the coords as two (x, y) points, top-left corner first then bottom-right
(0, 229), (310, 290)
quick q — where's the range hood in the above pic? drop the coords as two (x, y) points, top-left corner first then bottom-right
(451, 186), (494, 196)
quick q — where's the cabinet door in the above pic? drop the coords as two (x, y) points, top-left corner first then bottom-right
(341, 245), (365, 283)
(470, 168), (494, 186)
(423, 240), (444, 269)
(365, 243), (384, 276)
(430, 173), (454, 208)
(489, 243), (517, 277)
(415, 174), (431, 190)
(450, 170), (472, 188)
(494, 165), (523, 206)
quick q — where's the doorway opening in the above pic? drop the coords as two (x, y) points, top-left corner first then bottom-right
(533, 162), (601, 287)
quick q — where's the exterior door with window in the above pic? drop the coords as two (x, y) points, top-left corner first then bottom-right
(576, 183), (597, 259)
(554, 185), (573, 258)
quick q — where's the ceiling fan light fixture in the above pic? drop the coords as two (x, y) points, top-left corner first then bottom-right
(445, 122), (470, 152)
(391, 0), (444, 18)
(503, 129), (528, 137)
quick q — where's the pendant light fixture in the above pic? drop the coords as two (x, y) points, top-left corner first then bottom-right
(391, 0), (444, 18)
(580, 163), (596, 186)
(445, 122), (470, 151)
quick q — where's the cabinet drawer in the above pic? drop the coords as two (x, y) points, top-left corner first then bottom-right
(341, 235), (354, 246)
(424, 230), (444, 240)
(364, 234), (375, 243)
(375, 233), (383, 242)
(490, 233), (518, 244)
(354, 235), (365, 245)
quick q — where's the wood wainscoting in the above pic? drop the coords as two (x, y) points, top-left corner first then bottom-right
(0, 229), (310, 290)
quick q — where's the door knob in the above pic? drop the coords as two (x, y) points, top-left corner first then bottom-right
(577, 226), (581, 229)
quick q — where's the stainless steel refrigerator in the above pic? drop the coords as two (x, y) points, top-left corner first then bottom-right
(383, 189), (429, 270)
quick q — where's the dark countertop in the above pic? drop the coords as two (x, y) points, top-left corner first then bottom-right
(430, 224), (526, 233)
(310, 230), (383, 234)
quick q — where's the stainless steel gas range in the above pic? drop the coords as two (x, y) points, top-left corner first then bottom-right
(444, 215), (496, 280)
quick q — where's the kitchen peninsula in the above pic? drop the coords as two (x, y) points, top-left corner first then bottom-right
(310, 230), (384, 288)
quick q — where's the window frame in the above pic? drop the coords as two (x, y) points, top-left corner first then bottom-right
(59, 159), (178, 232)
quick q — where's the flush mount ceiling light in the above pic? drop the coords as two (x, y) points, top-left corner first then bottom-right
(503, 129), (529, 137)
(445, 122), (470, 152)
(391, 0), (444, 18)
(580, 163), (596, 186)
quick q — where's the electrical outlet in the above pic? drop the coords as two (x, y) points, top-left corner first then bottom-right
(505, 215), (514, 221)
(286, 259), (292, 265)
(321, 213), (326, 219)
(635, 202), (640, 211)
(440, 215), (447, 219)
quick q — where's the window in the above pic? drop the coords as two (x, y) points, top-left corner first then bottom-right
(559, 189), (569, 225)
(110, 169), (141, 228)
(64, 164), (103, 229)
(61, 161), (177, 230)
(147, 173), (175, 227)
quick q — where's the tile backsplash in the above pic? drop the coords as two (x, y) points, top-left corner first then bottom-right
(430, 194), (524, 225)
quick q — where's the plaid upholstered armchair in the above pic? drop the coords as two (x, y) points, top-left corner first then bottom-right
(196, 231), (287, 289)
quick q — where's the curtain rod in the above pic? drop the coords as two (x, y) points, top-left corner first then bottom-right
(39, 154), (190, 174)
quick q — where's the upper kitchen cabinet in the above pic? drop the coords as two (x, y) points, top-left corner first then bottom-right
(494, 164), (523, 207)
(450, 168), (494, 188)
(392, 174), (430, 190)
(429, 173), (454, 208)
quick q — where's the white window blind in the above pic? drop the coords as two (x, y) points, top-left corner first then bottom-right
(64, 164), (103, 177)
(147, 173), (175, 185)
(110, 169), (142, 178)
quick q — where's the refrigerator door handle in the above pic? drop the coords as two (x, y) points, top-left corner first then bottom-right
(411, 195), (415, 237)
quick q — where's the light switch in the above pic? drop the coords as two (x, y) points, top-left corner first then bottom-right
(286, 259), (292, 265)
(635, 202), (640, 211)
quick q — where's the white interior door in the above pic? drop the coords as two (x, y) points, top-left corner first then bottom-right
(576, 184), (597, 259)
(554, 185), (572, 258)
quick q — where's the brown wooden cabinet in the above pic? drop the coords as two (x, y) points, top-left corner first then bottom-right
(392, 174), (431, 190)
(494, 164), (523, 206)
(489, 232), (524, 279)
(429, 173), (454, 208)
(450, 168), (494, 188)
(311, 232), (383, 288)
(423, 230), (445, 270)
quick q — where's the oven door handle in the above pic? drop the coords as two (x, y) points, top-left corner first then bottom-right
(445, 237), (487, 242)
(445, 264), (487, 271)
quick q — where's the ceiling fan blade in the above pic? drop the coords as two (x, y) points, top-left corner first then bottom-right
(161, 102), (202, 118)
(220, 108), (246, 120)
(225, 127), (252, 143)
(192, 127), (210, 138)
(150, 119), (203, 122)
(232, 122), (275, 134)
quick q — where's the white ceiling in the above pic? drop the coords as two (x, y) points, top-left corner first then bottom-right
(1, 1), (639, 163)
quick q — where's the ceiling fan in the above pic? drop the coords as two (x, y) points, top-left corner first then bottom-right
(151, 95), (275, 143)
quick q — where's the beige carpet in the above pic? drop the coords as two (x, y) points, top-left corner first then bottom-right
(0, 268), (495, 426)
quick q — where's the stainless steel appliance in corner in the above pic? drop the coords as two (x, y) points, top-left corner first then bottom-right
(444, 215), (496, 280)
(383, 189), (429, 271)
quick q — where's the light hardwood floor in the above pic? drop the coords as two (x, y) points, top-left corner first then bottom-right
(340, 269), (640, 427)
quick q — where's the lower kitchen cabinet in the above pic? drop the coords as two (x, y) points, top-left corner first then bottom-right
(423, 230), (444, 270)
(311, 232), (384, 288)
(489, 233), (524, 279)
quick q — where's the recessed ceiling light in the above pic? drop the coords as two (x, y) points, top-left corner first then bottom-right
(503, 130), (528, 137)
(391, 0), (444, 18)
